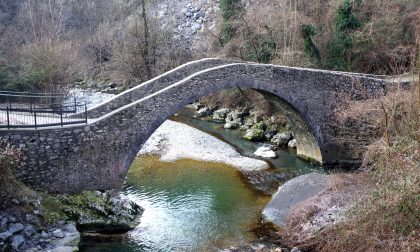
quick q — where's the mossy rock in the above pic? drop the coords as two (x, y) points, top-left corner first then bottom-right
(243, 128), (265, 141)
(42, 191), (143, 234)
(252, 122), (266, 131)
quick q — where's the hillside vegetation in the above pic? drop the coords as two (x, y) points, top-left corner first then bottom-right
(0, 1), (419, 251)
(0, 0), (419, 92)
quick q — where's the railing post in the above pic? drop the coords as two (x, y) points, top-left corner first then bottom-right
(6, 107), (10, 129)
(34, 111), (37, 129)
(85, 103), (88, 123)
(60, 106), (63, 127)
(74, 97), (77, 113)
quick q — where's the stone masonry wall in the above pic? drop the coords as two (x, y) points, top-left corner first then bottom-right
(0, 62), (387, 193)
(84, 58), (240, 118)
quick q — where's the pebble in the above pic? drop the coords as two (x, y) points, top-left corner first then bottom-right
(41, 231), (49, 238)
(0, 231), (12, 242)
(23, 225), (37, 237)
(11, 235), (25, 250)
(0, 217), (7, 231)
(26, 214), (34, 222)
(48, 246), (79, 252)
(8, 223), (24, 234)
(52, 229), (65, 238)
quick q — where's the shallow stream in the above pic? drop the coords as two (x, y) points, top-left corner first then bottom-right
(80, 108), (324, 251)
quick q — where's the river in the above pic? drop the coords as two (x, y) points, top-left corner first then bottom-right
(80, 107), (324, 252)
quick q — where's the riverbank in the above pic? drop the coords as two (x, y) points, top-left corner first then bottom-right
(0, 189), (143, 251)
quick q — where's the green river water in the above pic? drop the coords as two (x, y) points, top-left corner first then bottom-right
(80, 108), (323, 251)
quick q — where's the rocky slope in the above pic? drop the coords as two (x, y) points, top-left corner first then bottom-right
(150, 0), (220, 51)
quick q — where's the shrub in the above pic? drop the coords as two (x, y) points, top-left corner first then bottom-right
(326, 0), (360, 70)
(0, 140), (22, 209)
(301, 24), (321, 63)
(0, 63), (38, 92)
(219, 0), (244, 44)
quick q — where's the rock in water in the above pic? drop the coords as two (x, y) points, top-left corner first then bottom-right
(262, 173), (330, 227)
(196, 107), (211, 117)
(213, 108), (230, 121)
(254, 146), (277, 159)
(224, 121), (240, 129)
(191, 102), (204, 110)
(76, 196), (144, 234)
(288, 139), (297, 149)
(264, 128), (277, 140)
(271, 132), (293, 146)
(243, 122), (265, 141)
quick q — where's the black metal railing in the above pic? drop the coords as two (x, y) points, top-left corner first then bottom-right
(0, 91), (72, 108)
(0, 91), (88, 129)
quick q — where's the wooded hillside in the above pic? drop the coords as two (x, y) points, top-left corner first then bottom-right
(0, 0), (419, 92)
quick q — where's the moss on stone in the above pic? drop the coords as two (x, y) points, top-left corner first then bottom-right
(242, 122), (265, 141)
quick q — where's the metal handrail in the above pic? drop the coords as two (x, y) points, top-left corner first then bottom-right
(0, 90), (69, 96)
(0, 102), (88, 129)
(0, 90), (88, 129)
(0, 93), (69, 99)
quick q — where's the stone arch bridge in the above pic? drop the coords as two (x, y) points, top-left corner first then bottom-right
(0, 58), (390, 193)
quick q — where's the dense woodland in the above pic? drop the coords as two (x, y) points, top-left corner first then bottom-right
(0, 0), (419, 93)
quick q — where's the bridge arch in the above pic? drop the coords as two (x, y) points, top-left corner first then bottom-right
(0, 62), (386, 193)
(130, 71), (324, 166)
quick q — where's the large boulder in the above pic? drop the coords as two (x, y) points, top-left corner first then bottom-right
(243, 116), (255, 127)
(271, 132), (293, 146)
(243, 122), (265, 141)
(213, 108), (230, 121)
(226, 110), (246, 122)
(224, 121), (240, 129)
(264, 126), (277, 140)
(196, 107), (211, 117)
(262, 173), (330, 227)
(191, 102), (204, 110)
(76, 195), (144, 234)
(288, 139), (297, 149)
(254, 146), (277, 159)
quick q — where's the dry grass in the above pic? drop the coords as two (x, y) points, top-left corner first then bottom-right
(281, 173), (373, 250)
(280, 84), (420, 251)
(0, 140), (22, 209)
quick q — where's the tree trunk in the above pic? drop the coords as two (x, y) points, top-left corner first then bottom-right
(141, 0), (152, 80)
